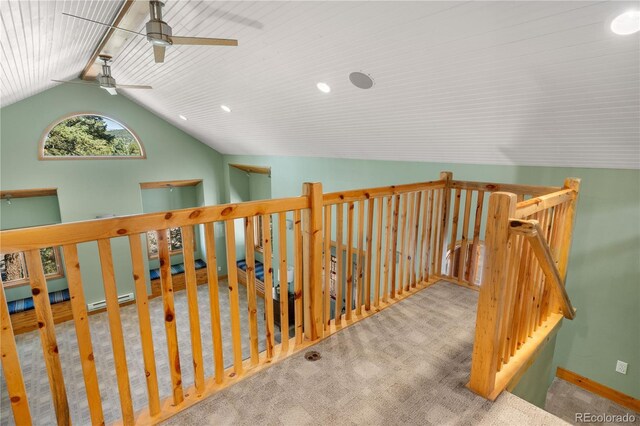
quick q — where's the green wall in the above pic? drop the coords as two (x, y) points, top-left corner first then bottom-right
(221, 154), (640, 402)
(0, 83), (226, 304)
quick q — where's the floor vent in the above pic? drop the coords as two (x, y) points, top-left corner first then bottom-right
(87, 293), (134, 312)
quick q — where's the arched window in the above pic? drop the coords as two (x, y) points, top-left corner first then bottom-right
(40, 114), (145, 159)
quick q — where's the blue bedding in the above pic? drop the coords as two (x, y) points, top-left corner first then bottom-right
(7, 288), (70, 315)
(237, 259), (265, 282)
(149, 258), (207, 281)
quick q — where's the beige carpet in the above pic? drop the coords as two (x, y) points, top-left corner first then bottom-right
(162, 282), (566, 425)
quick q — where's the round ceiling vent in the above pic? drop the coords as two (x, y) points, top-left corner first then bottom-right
(349, 72), (374, 89)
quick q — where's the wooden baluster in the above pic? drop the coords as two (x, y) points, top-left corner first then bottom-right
(557, 178), (581, 284)
(62, 244), (105, 423)
(294, 210), (304, 343)
(448, 189), (462, 279)
(224, 221), (244, 375)
(278, 213), (290, 348)
(527, 212), (544, 337)
(373, 198), (383, 307)
(390, 194), (400, 299)
(0, 277), (32, 425)
(431, 189), (442, 275)
(437, 171), (453, 276)
(411, 191), (422, 288)
(335, 205), (344, 322)
(181, 225), (205, 393)
(323, 206), (332, 329)
(418, 191), (429, 284)
(382, 196), (392, 303)
(424, 190), (434, 281)
(404, 192), (415, 291)
(397, 193), (408, 294)
(128, 235), (161, 414)
(457, 190), (472, 284)
(542, 203), (565, 320)
(97, 239), (136, 422)
(496, 232), (522, 371)
(365, 198), (374, 309)
(262, 214), (276, 357)
(533, 209), (552, 329)
(243, 218), (260, 365)
(355, 200), (365, 315)
(517, 224), (536, 347)
(538, 208), (557, 323)
(468, 191), (485, 284)
(204, 222), (224, 383)
(346, 202), (355, 319)
(509, 234), (529, 356)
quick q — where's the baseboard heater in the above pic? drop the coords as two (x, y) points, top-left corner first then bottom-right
(87, 293), (134, 312)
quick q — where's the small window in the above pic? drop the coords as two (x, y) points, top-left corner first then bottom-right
(146, 228), (196, 259)
(0, 247), (65, 287)
(254, 216), (264, 252)
(40, 114), (145, 159)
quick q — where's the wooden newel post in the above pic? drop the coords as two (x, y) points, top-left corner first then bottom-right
(437, 171), (453, 275)
(468, 191), (517, 398)
(302, 182), (324, 341)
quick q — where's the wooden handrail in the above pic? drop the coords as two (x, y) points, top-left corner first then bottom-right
(322, 180), (444, 205)
(0, 196), (309, 252)
(450, 180), (561, 197)
(514, 189), (575, 218)
(509, 219), (576, 320)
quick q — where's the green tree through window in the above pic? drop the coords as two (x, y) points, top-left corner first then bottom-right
(43, 115), (143, 157)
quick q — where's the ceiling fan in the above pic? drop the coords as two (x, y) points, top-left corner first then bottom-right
(53, 56), (152, 95)
(63, 0), (238, 64)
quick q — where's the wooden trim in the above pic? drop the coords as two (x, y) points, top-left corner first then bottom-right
(450, 180), (561, 197)
(80, 0), (136, 79)
(38, 112), (146, 160)
(229, 163), (271, 175)
(556, 367), (640, 413)
(139, 179), (202, 189)
(0, 197), (309, 252)
(323, 180), (445, 205)
(0, 188), (57, 199)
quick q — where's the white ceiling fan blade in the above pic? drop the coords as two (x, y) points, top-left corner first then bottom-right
(117, 84), (153, 90)
(170, 36), (238, 46)
(153, 45), (166, 63)
(62, 12), (145, 37)
(52, 79), (98, 86)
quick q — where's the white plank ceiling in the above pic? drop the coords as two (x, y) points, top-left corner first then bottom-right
(1, 1), (639, 169)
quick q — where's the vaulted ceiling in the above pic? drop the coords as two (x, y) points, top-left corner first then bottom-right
(1, 1), (639, 169)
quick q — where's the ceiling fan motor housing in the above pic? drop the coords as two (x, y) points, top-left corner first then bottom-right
(147, 1), (173, 46)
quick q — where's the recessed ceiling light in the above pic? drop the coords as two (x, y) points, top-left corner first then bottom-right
(611, 10), (640, 35)
(220, 105), (232, 112)
(316, 82), (331, 93)
(179, 114), (187, 120)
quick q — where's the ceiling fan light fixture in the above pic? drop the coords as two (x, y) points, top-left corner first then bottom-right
(611, 10), (640, 35)
(316, 82), (331, 93)
(102, 87), (118, 96)
(221, 105), (232, 113)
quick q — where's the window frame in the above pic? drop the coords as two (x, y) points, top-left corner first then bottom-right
(1, 247), (65, 288)
(39, 112), (147, 160)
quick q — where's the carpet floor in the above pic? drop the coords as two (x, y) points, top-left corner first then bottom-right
(161, 281), (566, 426)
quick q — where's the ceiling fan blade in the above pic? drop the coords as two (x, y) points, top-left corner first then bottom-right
(153, 45), (165, 63)
(170, 36), (238, 46)
(117, 84), (153, 90)
(52, 79), (98, 86)
(62, 12), (145, 37)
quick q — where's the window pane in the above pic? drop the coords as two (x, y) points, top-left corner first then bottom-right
(147, 231), (159, 256)
(40, 247), (58, 276)
(169, 228), (183, 251)
(1, 253), (26, 282)
(43, 115), (143, 158)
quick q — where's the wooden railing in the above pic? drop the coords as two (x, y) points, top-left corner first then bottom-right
(0, 173), (580, 424)
(467, 178), (581, 400)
